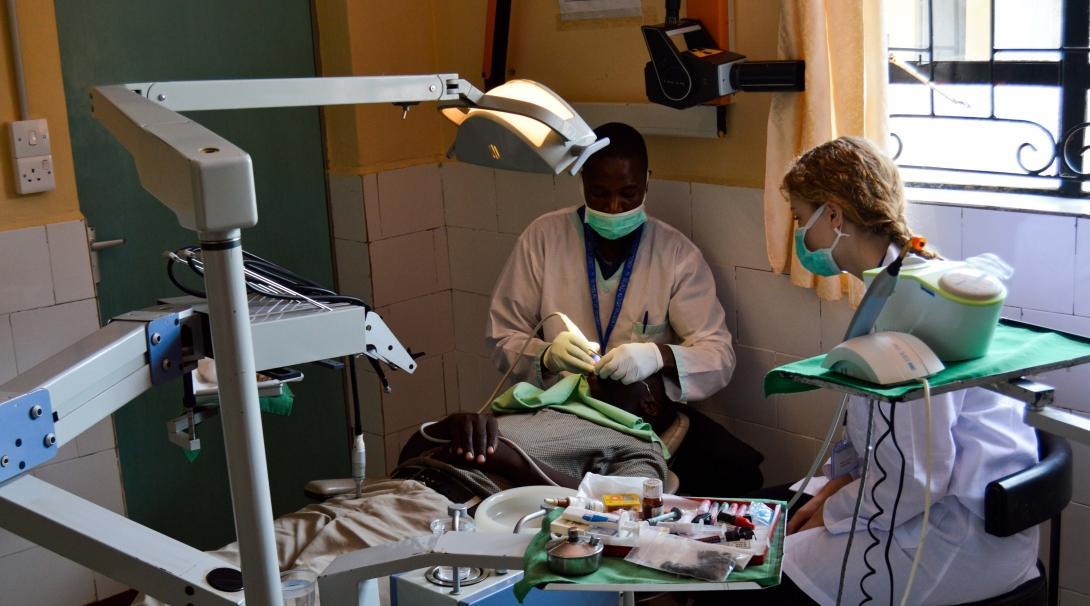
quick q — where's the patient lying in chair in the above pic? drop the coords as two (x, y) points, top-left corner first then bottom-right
(133, 376), (757, 605)
(392, 374), (678, 501)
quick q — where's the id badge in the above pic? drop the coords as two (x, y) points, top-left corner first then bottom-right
(827, 438), (860, 479)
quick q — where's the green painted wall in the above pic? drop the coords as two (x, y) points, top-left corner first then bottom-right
(54, 1), (349, 549)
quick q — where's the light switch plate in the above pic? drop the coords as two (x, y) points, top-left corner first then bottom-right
(9, 119), (51, 159)
(15, 155), (56, 194)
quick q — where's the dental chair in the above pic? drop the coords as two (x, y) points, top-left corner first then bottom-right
(959, 430), (1073, 606)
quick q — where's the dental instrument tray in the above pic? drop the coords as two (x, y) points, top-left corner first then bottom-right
(763, 319), (1090, 447)
(764, 319), (1090, 402)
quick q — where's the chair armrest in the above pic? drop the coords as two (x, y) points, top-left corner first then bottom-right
(984, 432), (1073, 537)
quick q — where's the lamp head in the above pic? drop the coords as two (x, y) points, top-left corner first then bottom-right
(442, 79), (609, 176)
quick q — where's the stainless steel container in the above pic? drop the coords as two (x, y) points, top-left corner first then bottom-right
(546, 529), (603, 576)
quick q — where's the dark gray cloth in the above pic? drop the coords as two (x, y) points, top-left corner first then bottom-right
(397, 408), (668, 499)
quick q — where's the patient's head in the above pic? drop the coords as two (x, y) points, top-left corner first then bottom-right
(587, 373), (677, 435)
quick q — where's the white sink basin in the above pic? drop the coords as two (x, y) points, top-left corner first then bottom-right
(474, 485), (577, 534)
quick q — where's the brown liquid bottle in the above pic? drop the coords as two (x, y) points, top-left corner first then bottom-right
(642, 478), (664, 520)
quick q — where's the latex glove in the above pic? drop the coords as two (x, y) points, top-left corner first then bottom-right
(596, 342), (664, 385)
(542, 331), (601, 375)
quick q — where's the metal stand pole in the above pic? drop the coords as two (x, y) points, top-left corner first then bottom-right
(200, 230), (281, 606)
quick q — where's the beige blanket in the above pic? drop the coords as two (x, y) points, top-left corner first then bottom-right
(134, 479), (451, 605)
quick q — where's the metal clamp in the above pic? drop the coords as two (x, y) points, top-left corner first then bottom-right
(0, 389), (58, 484)
(982, 378), (1055, 410)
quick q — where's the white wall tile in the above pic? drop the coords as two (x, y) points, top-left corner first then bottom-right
(434, 228), (451, 292)
(443, 351), (460, 415)
(369, 230), (444, 306)
(0, 226), (54, 315)
(0, 314), (15, 385)
(32, 449), (125, 515)
(554, 174), (583, 209)
(46, 220), (95, 304)
(0, 547), (96, 605)
(75, 418), (116, 457)
(1063, 588), (1090, 601)
(1071, 439), (1089, 507)
(447, 227), (517, 296)
(0, 527), (33, 560)
(963, 209), (1075, 314)
(775, 385), (846, 440)
(94, 572), (129, 601)
(1060, 502), (1090, 595)
(1061, 589), (1090, 606)
(819, 298), (855, 351)
(379, 291), (455, 359)
(380, 355), (446, 433)
(1076, 218), (1090, 317)
(452, 290), (491, 358)
(384, 426), (420, 475)
(441, 162), (498, 231)
(11, 298), (99, 373)
(729, 419), (819, 487)
(496, 170), (559, 235)
(1021, 309), (1090, 338)
(352, 362), (384, 435)
(363, 432), (387, 479)
(376, 164), (444, 240)
(646, 179), (691, 238)
(708, 264), (738, 337)
(736, 268), (822, 358)
(905, 203), (962, 260)
(692, 184), (770, 271)
(695, 345), (777, 426)
(363, 173), (382, 241)
(333, 238), (372, 303)
(1030, 364), (1090, 415)
(455, 352), (508, 414)
(328, 173), (367, 243)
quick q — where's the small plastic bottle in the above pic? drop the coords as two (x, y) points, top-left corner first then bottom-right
(642, 478), (664, 520)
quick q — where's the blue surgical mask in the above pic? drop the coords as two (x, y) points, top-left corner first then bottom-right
(794, 204), (849, 277)
(584, 195), (647, 240)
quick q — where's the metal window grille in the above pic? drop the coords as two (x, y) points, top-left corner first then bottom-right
(888, 0), (1089, 197)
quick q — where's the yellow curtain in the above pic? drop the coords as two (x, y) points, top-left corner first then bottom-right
(762, 0), (889, 304)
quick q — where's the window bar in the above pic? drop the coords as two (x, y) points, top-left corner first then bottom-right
(1059, 0), (1089, 194)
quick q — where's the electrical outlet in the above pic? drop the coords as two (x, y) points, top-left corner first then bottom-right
(9, 119), (51, 158)
(15, 154), (56, 194)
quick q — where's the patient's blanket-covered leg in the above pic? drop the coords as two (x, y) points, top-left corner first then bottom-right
(133, 479), (451, 605)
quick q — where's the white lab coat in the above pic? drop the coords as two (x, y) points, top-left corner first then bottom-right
(487, 206), (735, 402)
(783, 249), (1040, 604)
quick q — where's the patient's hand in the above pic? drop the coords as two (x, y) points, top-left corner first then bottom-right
(430, 412), (500, 464)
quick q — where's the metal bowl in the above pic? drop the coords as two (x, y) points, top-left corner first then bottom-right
(546, 531), (603, 576)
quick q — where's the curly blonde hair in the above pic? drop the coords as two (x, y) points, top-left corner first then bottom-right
(781, 136), (936, 259)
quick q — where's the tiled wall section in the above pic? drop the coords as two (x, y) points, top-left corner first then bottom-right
(332, 162), (1089, 601)
(0, 220), (128, 604)
(328, 166), (455, 476)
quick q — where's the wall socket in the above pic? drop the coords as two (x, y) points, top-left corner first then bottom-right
(15, 155), (55, 194)
(9, 119), (56, 194)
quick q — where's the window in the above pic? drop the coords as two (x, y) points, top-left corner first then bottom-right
(887, 0), (1089, 196)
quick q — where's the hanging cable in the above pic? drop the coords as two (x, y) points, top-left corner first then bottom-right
(900, 378), (933, 606)
(835, 399), (877, 606)
(164, 246), (369, 309)
(859, 402), (893, 605)
(476, 311), (569, 413)
(787, 392), (850, 512)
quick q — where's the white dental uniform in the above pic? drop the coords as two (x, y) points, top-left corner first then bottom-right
(487, 206), (735, 403)
(782, 249), (1040, 605)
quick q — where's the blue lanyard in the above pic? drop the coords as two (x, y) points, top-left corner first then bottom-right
(581, 209), (643, 349)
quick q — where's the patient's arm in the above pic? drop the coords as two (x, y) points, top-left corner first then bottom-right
(435, 438), (581, 490)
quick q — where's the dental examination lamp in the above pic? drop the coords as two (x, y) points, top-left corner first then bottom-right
(0, 74), (607, 606)
(643, 0), (805, 109)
